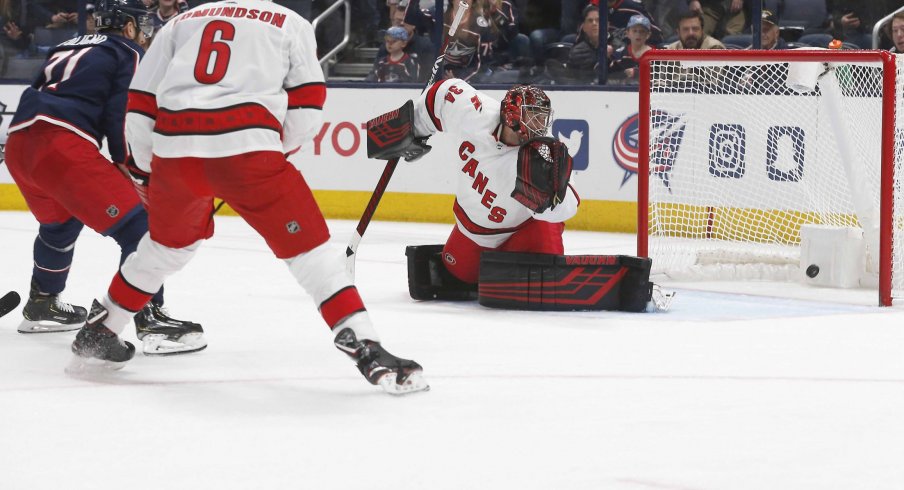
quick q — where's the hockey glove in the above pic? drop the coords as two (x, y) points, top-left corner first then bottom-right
(366, 99), (433, 163)
(511, 137), (574, 214)
(118, 156), (150, 208)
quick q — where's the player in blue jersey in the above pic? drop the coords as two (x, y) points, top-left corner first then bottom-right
(4, 0), (206, 355)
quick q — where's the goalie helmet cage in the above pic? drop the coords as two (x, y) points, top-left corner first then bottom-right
(637, 49), (901, 306)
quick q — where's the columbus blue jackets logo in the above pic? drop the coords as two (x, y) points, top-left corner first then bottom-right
(552, 119), (588, 171)
(612, 114), (639, 186)
(650, 110), (687, 192)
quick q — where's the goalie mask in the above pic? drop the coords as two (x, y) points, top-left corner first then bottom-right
(501, 85), (553, 142)
(93, 0), (155, 40)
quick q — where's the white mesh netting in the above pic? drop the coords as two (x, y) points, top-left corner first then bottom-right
(644, 52), (904, 303)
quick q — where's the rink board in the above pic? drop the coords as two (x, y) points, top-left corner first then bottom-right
(0, 84), (642, 232)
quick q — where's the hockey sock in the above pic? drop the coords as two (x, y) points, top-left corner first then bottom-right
(107, 210), (164, 305)
(32, 218), (84, 295)
(104, 271), (154, 334)
(286, 243), (380, 341)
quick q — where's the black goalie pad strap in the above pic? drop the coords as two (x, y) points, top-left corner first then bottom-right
(405, 245), (478, 301)
(511, 137), (573, 213)
(478, 252), (653, 312)
(366, 100), (432, 162)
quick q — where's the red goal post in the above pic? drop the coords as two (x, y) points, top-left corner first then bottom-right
(637, 49), (900, 306)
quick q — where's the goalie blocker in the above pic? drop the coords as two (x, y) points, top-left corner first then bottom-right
(406, 246), (653, 311)
(366, 99), (432, 162)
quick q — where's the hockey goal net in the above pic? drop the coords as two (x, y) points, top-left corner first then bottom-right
(637, 49), (904, 306)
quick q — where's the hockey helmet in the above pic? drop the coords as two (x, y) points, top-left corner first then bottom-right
(500, 85), (553, 141)
(93, 0), (155, 39)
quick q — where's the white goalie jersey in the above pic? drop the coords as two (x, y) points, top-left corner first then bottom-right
(412, 79), (580, 248)
(125, 0), (326, 170)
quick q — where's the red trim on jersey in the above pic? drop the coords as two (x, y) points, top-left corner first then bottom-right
(568, 184), (581, 205)
(286, 82), (326, 110)
(425, 80), (444, 132)
(453, 199), (527, 236)
(108, 271), (154, 313)
(154, 103), (282, 136)
(8, 114), (100, 147)
(319, 286), (366, 328)
(127, 90), (158, 120)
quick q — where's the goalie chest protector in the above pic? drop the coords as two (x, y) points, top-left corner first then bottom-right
(478, 252), (653, 312)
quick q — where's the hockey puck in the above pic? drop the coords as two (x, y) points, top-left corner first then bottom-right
(805, 264), (820, 278)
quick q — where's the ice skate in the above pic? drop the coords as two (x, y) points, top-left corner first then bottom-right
(66, 300), (135, 374)
(134, 302), (206, 356)
(18, 280), (87, 333)
(334, 327), (429, 395)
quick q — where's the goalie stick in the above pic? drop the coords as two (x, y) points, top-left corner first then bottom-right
(0, 291), (21, 319)
(345, 1), (470, 280)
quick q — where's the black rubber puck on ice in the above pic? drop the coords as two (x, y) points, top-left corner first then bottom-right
(805, 264), (819, 278)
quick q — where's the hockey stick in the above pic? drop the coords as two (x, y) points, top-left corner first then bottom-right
(0, 291), (21, 319)
(345, 1), (470, 279)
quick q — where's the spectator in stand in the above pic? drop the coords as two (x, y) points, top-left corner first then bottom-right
(479, 0), (533, 82)
(365, 26), (420, 82)
(377, 0), (436, 82)
(526, 1), (564, 63)
(440, 0), (485, 82)
(352, 0), (381, 45)
(644, 0), (687, 40)
(748, 9), (787, 50)
(609, 14), (654, 83)
(799, 1), (902, 49)
(387, 0), (401, 23)
(686, 0), (746, 39)
(390, 3), (405, 26)
(44, 0), (80, 29)
(607, 0), (662, 50)
(888, 11), (904, 53)
(152, 0), (187, 31)
(400, 0), (437, 81)
(528, 0), (589, 57)
(567, 4), (602, 83)
(561, 0), (590, 38)
(828, 1), (899, 49)
(0, 0), (33, 57)
(666, 10), (725, 49)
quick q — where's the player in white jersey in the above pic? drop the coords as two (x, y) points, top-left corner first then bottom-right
(67, 0), (428, 395)
(409, 79), (580, 284)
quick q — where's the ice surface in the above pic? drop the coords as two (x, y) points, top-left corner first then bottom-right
(1, 211), (903, 490)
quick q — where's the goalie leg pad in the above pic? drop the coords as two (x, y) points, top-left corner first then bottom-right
(405, 245), (478, 301)
(478, 252), (653, 312)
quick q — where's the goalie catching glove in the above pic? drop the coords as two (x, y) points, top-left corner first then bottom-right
(366, 99), (432, 162)
(511, 137), (573, 213)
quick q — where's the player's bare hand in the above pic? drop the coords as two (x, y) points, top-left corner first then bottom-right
(730, 0), (742, 13)
(688, 0), (702, 14)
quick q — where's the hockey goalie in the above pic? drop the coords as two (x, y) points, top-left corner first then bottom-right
(366, 79), (664, 312)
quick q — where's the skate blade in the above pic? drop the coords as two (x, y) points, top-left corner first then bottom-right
(377, 370), (430, 395)
(64, 353), (129, 375)
(18, 319), (81, 334)
(141, 333), (208, 356)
